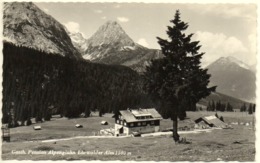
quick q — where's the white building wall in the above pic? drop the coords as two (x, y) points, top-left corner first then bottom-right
(154, 126), (160, 132)
(129, 125), (159, 134)
(115, 124), (123, 135)
(115, 123), (160, 135)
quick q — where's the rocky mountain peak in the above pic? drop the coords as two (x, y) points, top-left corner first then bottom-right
(207, 56), (255, 102)
(3, 2), (81, 59)
(211, 56), (250, 70)
(80, 20), (162, 72)
(87, 20), (135, 47)
(67, 31), (88, 54)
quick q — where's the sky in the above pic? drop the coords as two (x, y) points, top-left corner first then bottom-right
(34, 2), (257, 67)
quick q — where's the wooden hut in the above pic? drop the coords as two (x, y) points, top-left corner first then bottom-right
(2, 124), (10, 142)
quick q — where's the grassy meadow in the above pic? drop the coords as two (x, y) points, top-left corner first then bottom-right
(1, 111), (255, 161)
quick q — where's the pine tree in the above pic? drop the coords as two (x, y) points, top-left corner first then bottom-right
(216, 101), (220, 111)
(240, 103), (247, 112)
(226, 102), (233, 112)
(143, 10), (216, 142)
(253, 104), (256, 112)
(212, 100), (216, 111)
(207, 102), (211, 111)
(221, 103), (225, 112)
(248, 103), (253, 115)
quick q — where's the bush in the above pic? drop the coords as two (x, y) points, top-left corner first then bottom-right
(26, 119), (32, 126)
(44, 114), (52, 121)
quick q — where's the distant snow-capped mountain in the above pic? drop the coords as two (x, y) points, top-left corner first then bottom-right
(82, 21), (163, 72)
(3, 2), (81, 59)
(207, 56), (256, 102)
(212, 56), (250, 70)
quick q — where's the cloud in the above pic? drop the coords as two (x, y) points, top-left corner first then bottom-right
(101, 16), (107, 20)
(114, 4), (121, 8)
(194, 5), (256, 21)
(43, 8), (49, 13)
(248, 34), (256, 54)
(64, 21), (80, 33)
(247, 34), (257, 65)
(194, 31), (249, 66)
(137, 38), (149, 48)
(117, 17), (129, 22)
(94, 9), (103, 14)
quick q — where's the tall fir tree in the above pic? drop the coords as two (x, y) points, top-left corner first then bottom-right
(248, 103), (253, 115)
(253, 104), (256, 113)
(212, 100), (216, 111)
(240, 103), (247, 112)
(226, 102), (233, 112)
(143, 10), (216, 142)
(207, 102), (211, 111)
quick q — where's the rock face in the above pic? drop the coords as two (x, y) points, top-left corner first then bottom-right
(67, 31), (88, 54)
(83, 21), (135, 60)
(207, 56), (256, 102)
(82, 21), (162, 72)
(3, 2), (81, 59)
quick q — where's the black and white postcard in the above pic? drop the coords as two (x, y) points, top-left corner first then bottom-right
(1, 0), (258, 161)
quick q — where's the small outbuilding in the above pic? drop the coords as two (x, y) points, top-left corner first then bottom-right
(2, 124), (10, 142)
(194, 115), (228, 129)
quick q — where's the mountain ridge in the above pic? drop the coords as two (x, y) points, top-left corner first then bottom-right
(83, 21), (137, 60)
(207, 56), (256, 102)
(80, 20), (163, 72)
(3, 2), (81, 59)
(67, 31), (88, 54)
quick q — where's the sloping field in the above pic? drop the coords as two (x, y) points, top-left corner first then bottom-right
(2, 111), (255, 161)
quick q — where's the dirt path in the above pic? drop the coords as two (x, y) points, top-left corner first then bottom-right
(41, 135), (130, 143)
(39, 128), (221, 143)
(141, 128), (219, 137)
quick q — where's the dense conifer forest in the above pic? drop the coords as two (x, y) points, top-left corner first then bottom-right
(3, 42), (252, 128)
(2, 42), (153, 127)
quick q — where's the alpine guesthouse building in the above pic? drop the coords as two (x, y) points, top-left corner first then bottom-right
(115, 108), (163, 136)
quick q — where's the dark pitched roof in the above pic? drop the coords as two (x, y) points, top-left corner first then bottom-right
(119, 108), (162, 123)
(195, 115), (227, 128)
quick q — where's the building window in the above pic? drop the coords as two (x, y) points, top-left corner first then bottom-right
(142, 122), (146, 126)
(138, 122), (141, 126)
(117, 120), (119, 124)
(120, 121), (123, 125)
(124, 122), (127, 126)
(146, 116), (151, 119)
(151, 121), (154, 125)
(130, 123), (134, 127)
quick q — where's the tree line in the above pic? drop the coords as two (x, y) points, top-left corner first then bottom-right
(240, 103), (255, 114)
(207, 100), (233, 112)
(206, 100), (255, 114)
(2, 42), (153, 127)
(2, 38), (255, 130)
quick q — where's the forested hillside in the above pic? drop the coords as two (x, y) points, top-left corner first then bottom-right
(2, 42), (252, 127)
(2, 42), (152, 127)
